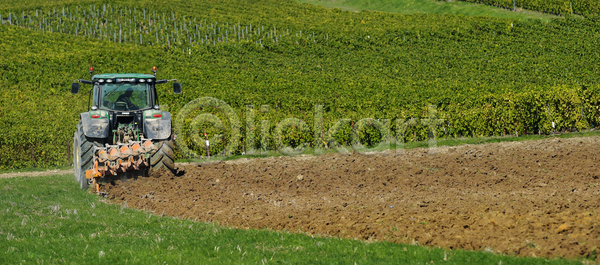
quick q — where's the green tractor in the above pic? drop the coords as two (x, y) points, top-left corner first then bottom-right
(71, 67), (181, 193)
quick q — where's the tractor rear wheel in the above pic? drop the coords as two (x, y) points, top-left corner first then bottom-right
(73, 121), (103, 190)
(150, 138), (175, 171)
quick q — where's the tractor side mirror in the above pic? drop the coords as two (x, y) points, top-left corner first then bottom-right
(173, 82), (182, 94)
(71, 82), (80, 94)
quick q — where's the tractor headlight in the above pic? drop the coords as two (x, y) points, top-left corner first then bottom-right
(139, 79), (146, 83)
(106, 79), (113, 83)
(98, 79), (105, 83)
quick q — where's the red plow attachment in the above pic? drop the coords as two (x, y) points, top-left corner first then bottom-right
(85, 140), (157, 193)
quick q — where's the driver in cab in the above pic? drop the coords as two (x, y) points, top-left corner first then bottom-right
(116, 88), (139, 110)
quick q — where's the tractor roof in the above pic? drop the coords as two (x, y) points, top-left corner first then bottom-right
(92, 73), (155, 79)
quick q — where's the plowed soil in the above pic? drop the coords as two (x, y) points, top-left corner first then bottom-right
(102, 137), (600, 261)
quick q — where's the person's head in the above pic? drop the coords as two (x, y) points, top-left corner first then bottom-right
(124, 87), (134, 97)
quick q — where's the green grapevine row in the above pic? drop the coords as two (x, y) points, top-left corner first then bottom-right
(456, 0), (600, 16)
(0, 2), (327, 52)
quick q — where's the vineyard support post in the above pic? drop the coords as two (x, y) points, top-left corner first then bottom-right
(204, 131), (210, 159)
(547, 103), (555, 135)
(571, 3), (573, 15)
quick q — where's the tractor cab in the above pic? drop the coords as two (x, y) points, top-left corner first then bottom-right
(70, 67), (181, 193)
(71, 67), (181, 143)
(93, 74), (155, 111)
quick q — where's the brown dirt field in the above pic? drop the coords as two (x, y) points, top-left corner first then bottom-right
(102, 136), (600, 261)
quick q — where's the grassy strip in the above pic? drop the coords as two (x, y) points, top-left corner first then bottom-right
(296, 0), (558, 20)
(178, 129), (600, 163)
(406, 129), (600, 148)
(0, 165), (72, 175)
(0, 174), (583, 264)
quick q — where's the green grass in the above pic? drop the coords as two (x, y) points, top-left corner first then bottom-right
(0, 174), (585, 264)
(296, 0), (559, 20)
(0, 165), (72, 175)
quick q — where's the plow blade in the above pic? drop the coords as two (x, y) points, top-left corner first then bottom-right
(85, 140), (157, 194)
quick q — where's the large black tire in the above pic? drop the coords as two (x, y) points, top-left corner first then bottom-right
(73, 121), (103, 190)
(150, 138), (175, 171)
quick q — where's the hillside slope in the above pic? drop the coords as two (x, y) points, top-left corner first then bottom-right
(1, 0), (599, 169)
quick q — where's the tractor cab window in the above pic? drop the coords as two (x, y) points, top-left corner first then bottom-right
(99, 83), (151, 111)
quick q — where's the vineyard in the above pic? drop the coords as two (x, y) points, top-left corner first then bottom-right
(457, 0), (600, 16)
(1, 0), (600, 169)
